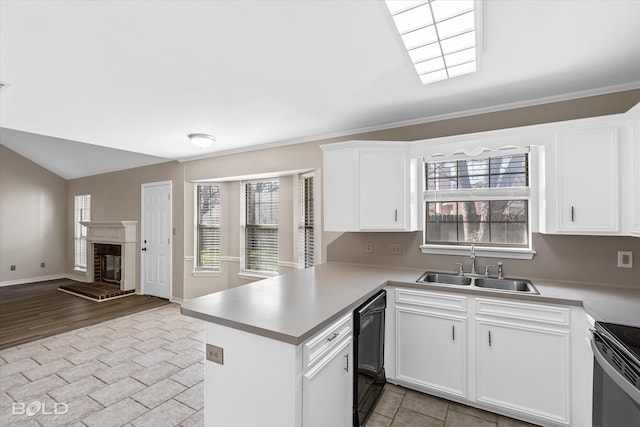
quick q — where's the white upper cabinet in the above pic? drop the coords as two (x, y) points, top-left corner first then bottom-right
(321, 141), (418, 232)
(550, 124), (621, 234)
(628, 104), (640, 237)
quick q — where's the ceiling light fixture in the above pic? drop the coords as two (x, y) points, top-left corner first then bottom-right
(188, 133), (216, 149)
(385, 0), (478, 85)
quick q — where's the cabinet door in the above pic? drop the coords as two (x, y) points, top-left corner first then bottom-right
(302, 337), (353, 427)
(476, 321), (570, 425)
(630, 112), (640, 237)
(555, 127), (620, 233)
(395, 307), (466, 398)
(323, 147), (359, 231)
(360, 149), (406, 230)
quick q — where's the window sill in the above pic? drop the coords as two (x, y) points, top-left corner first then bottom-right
(420, 245), (536, 260)
(192, 270), (221, 277)
(238, 271), (278, 281)
(74, 268), (87, 273)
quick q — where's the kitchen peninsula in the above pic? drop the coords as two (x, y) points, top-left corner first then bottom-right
(181, 262), (640, 427)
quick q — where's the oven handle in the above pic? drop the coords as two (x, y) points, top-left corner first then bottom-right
(591, 339), (640, 406)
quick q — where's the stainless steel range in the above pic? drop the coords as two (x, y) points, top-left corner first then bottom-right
(591, 321), (640, 427)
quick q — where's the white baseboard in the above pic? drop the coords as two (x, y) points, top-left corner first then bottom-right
(171, 296), (183, 304)
(0, 274), (68, 287)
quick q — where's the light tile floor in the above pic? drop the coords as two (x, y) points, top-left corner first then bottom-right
(0, 304), (204, 427)
(1, 303), (539, 427)
(365, 383), (540, 427)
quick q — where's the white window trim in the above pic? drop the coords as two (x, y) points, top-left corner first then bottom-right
(420, 146), (539, 259)
(419, 244), (536, 259)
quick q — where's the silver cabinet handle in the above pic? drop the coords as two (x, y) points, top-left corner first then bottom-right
(394, 209), (398, 222)
(344, 354), (349, 372)
(452, 325), (455, 341)
(571, 206), (575, 222)
(488, 330), (492, 347)
(327, 332), (339, 342)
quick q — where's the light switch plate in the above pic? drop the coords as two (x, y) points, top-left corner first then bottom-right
(617, 251), (633, 268)
(206, 344), (224, 365)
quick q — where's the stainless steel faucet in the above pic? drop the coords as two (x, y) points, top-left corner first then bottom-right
(470, 244), (477, 275)
(497, 261), (504, 279)
(484, 264), (495, 277)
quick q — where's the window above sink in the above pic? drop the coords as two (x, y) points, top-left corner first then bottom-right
(420, 146), (539, 260)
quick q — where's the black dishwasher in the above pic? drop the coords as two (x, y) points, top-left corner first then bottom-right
(353, 289), (386, 426)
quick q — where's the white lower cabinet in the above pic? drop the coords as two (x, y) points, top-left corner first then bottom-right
(302, 336), (353, 427)
(387, 288), (584, 427)
(301, 312), (353, 427)
(394, 289), (467, 398)
(203, 313), (353, 427)
(476, 321), (570, 424)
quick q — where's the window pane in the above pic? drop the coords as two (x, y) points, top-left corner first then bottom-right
(245, 180), (279, 273)
(458, 158), (488, 189)
(246, 181), (278, 225)
(489, 155), (528, 187)
(427, 161), (457, 190)
(74, 194), (91, 270)
(299, 174), (315, 269)
(246, 227), (278, 272)
(427, 153), (528, 190)
(426, 200), (528, 247)
(197, 184), (221, 270)
(198, 227), (220, 268)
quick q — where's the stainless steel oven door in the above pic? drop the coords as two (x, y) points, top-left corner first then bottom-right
(591, 335), (640, 427)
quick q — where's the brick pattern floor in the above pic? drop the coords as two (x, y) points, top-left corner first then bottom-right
(365, 383), (540, 427)
(0, 304), (204, 426)
(1, 302), (540, 427)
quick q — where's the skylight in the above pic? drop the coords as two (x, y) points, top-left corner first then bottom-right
(385, 0), (478, 85)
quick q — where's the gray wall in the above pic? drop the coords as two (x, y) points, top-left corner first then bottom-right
(326, 232), (640, 289)
(0, 145), (67, 283)
(66, 161), (185, 299)
(1, 89), (639, 295)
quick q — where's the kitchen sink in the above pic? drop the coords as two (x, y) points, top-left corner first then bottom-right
(416, 272), (472, 286)
(416, 272), (539, 294)
(474, 277), (539, 294)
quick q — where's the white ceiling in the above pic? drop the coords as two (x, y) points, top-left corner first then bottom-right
(1, 0), (639, 179)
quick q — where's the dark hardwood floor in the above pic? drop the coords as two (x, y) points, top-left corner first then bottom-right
(0, 279), (171, 349)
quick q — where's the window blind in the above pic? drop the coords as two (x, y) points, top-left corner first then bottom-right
(244, 179), (279, 273)
(74, 194), (91, 270)
(196, 184), (221, 270)
(298, 173), (315, 268)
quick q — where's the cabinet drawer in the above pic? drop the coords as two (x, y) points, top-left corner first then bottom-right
(475, 298), (570, 326)
(303, 313), (352, 369)
(396, 288), (467, 312)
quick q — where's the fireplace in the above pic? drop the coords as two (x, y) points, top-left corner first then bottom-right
(94, 243), (122, 284)
(81, 221), (137, 291)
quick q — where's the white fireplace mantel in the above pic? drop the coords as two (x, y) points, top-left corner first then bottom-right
(81, 221), (137, 291)
(81, 220), (137, 244)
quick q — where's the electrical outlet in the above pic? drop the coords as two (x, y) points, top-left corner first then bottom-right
(206, 344), (224, 365)
(41, 262), (45, 268)
(617, 251), (633, 268)
(10, 265), (16, 271)
(365, 242), (373, 254)
(390, 243), (402, 255)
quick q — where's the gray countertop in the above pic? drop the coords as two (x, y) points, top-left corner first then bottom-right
(180, 262), (640, 345)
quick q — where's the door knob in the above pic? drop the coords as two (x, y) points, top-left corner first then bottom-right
(141, 248), (147, 251)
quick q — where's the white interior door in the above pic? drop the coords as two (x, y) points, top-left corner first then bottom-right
(141, 181), (172, 299)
